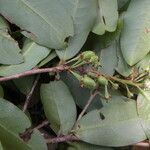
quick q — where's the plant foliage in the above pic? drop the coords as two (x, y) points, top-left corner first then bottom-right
(0, 0), (150, 149)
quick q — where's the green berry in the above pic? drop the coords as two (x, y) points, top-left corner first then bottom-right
(97, 76), (108, 86)
(81, 51), (95, 61)
(81, 75), (97, 89)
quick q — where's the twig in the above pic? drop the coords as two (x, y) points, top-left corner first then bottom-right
(34, 120), (49, 130)
(73, 91), (98, 129)
(23, 75), (40, 112)
(133, 142), (150, 147)
(20, 120), (49, 142)
(46, 135), (79, 144)
(0, 65), (69, 82)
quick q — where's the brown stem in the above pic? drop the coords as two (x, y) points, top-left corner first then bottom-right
(23, 75), (40, 112)
(20, 120), (49, 142)
(46, 135), (79, 144)
(133, 141), (150, 147)
(34, 120), (49, 130)
(0, 65), (69, 82)
(73, 91), (98, 129)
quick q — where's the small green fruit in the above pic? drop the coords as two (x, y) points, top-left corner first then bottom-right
(97, 76), (108, 86)
(81, 75), (97, 89)
(81, 51), (95, 61)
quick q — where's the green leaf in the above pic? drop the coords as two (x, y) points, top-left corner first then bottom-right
(67, 141), (114, 150)
(120, 0), (150, 66)
(0, 16), (9, 32)
(38, 51), (57, 67)
(75, 97), (146, 147)
(0, 98), (47, 150)
(0, 19), (23, 65)
(61, 72), (103, 112)
(40, 80), (77, 134)
(92, 0), (118, 35)
(98, 41), (118, 76)
(0, 39), (50, 76)
(98, 18), (123, 49)
(56, 0), (97, 60)
(115, 42), (132, 77)
(0, 0), (74, 49)
(13, 76), (34, 95)
(0, 86), (4, 98)
(137, 90), (150, 139)
(136, 53), (150, 72)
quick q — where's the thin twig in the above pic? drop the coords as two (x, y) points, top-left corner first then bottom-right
(0, 65), (69, 82)
(73, 91), (98, 129)
(20, 120), (49, 142)
(34, 120), (49, 130)
(46, 135), (79, 144)
(23, 75), (40, 112)
(133, 142), (150, 147)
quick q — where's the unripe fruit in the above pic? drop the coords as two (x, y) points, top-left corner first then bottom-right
(81, 75), (97, 89)
(81, 51), (95, 61)
(97, 76), (108, 86)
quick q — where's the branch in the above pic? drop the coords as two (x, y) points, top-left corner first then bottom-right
(46, 135), (79, 144)
(20, 120), (49, 142)
(0, 65), (69, 82)
(23, 75), (40, 112)
(133, 141), (150, 147)
(73, 90), (99, 129)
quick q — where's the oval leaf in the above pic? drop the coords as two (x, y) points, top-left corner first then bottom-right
(137, 90), (150, 140)
(56, 0), (97, 60)
(75, 98), (146, 147)
(0, 18), (23, 65)
(92, 0), (118, 35)
(0, 16), (9, 32)
(0, 0), (74, 49)
(0, 98), (47, 150)
(120, 0), (150, 66)
(0, 39), (50, 76)
(40, 80), (77, 134)
(98, 41), (118, 76)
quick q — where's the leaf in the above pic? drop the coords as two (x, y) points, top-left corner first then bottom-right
(0, 0), (74, 49)
(61, 72), (103, 112)
(75, 97), (146, 147)
(38, 51), (57, 67)
(56, 0), (97, 60)
(98, 18), (123, 49)
(92, 0), (118, 35)
(137, 90), (150, 139)
(136, 53), (150, 73)
(13, 76), (34, 95)
(116, 42), (132, 77)
(0, 98), (47, 150)
(98, 41), (118, 76)
(120, 0), (150, 66)
(0, 86), (4, 98)
(0, 39), (50, 76)
(0, 16), (23, 65)
(40, 80), (77, 134)
(0, 16), (9, 32)
(67, 141), (114, 150)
